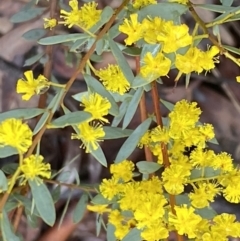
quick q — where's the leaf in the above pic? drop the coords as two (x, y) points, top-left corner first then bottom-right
(84, 74), (119, 116)
(5, 201), (18, 213)
(59, 191), (72, 228)
(160, 99), (174, 111)
(195, 206), (217, 219)
(33, 111), (50, 135)
(122, 47), (141, 56)
(185, 73), (191, 88)
(96, 215), (102, 236)
(122, 228), (141, 241)
(136, 161), (162, 174)
(91, 194), (114, 205)
(0, 108), (45, 122)
(96, 39), (105, 55)
(111, 100), (129, 127)
(108, 37), (134, 85)
(131, 75), (150, 88)
(103, 127), (133, 139)
(115, 118), (152, 163)
(0, 146), (18, 158)
(210, 6), (240, 24)
(13, 193), (39, 216)
(50, 111), (91, 128)
(138, 3), (188, 23)
(1, 163), (18, 174)
(29, 179), (56, 226)
(22, 28), (47, 41)
(10, 7), (46, 23)
(122, 87), (143, 129)
(0, 170), (8, 192)
(25, 208), (39, 228)
(1, 210), (20, 241)
(51, 185), (61, 203)
(190, 167), (221, 179)
(194, 4), (234, 13)
(91, 146), (107, 167)
(220, 0), (234, 7)
(222, 45), (240, 55)
(73, 193), (88, 223)
(38, 33), (89, 45)
(107, 224), (116, 241)
(24, 52), (45, 66)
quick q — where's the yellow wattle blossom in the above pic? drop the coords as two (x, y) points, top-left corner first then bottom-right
(175, 46), (219, 74)
(169, 205), (202, 238)
(141, 221), (169, 241)
(0, 118), (32, 154)
(71, 121), (105, 153)
(119, 14), (143, 45)
(151, 126), (170, 144)
(140, 52), (171, 81)
(110, 160), (134, 182)
(142, 17), (164, 44)
(43, 18), (57, 30)
(81, 92), (111, 123)
(60, 0), (81, 28)
(139, 176), (163, 194)
(198, 123), (215, 141)
(157, 22), (192, 53)
(60, 0), (101, 29)
(236, 76), (240, 82)
(109, 210), (136, 240)
(212, 152), (233, 172)
(199, 46), (220, 72)
(16, 70), (49, 101)
(223, 183), (240, 203)
(218, 169), (240, 203)
(99, 177), (120, 200)
(189, 182), (221, 208)
(118, 182), (142, 211)
(169, 100), (201, 139)
(87, 204), (110, 214)
(162, 164), (191, 195)
(95, 64), (130, 95)
(212, 213), (240, 238)
(20, 155), (51, 181)
(190, 148), (216, 168)
(134, 193), (167, 228)
(133, 0), (157, 9)
(175, 47), (203, 74)
(78, 1), (102, 29)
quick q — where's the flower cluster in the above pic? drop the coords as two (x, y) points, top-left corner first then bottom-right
(16, 70), (50, 101)
(87, 100), (240, 241)
(20, 155), (51, 183)
(0, 118), (32, 153)
(0, 118), (51, 183)
(95, 64), (130, 95)
(71, 92), (111, 153)
(60, 0), (101, 29)
(119, 14), (219, 81)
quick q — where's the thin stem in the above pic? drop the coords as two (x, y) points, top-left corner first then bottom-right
(38, 0), (58, 110)
(44, 179), (97, 192)
(49, 82), (66, 88)
(135, 55), (152, 162)
(151, 81), (183, 241)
